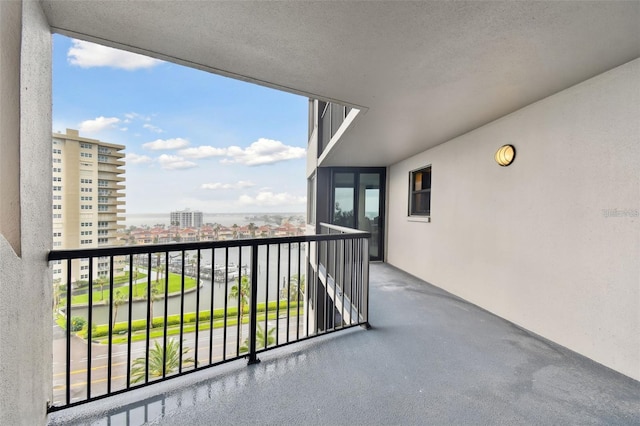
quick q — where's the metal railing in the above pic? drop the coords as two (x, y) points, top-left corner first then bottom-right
(48, 224), (370, 411)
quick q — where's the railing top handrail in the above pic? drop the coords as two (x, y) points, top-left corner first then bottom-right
(48, 224), (370, 261)
(318, 222), (370, 235)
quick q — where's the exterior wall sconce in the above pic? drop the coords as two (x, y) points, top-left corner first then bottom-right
(495, 144), (516, 166)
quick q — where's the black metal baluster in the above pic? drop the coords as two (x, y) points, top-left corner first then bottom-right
(314, 240), (319, 336)
(65, 260), (71, 406)
(236, 247), (242, 356)
(286, 242), (291, 342)
(107, 256), (114, 394)
(296, 242), (301, 340)
(222, 247), (229, 361)
(126, 254), (133, 389)
(332, 239), (338, 331)
(264, 244), (270, 349)
(145, 253), (152, 383)
(208, 248), (215, 365)
(364, 237), (370, 327)
(162, 252), (169, 378)
(341, 239), (346, 329)
(352, 239), (357, 325)
(276, 244), (281, 345)
(179, 250), (185, 373)
(356, 239), (362, 324)
(248, 243), (259, 364)
(195, 249), (201, 367)
(87, 257), (93, 399)
(304, 241), (313, 337)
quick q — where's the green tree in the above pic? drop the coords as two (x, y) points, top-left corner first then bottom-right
(248, 222), (256, 238)
(188, 253), (197, 277)
(111, 289), (127, 329)
(148, 282), (162, 326)
(94, 276), (108, 302)
(240, 324), (275, 353)
(130, 339), (194, 384)
(154, 253), (164, 284)
(228, 275), (250, 343)
(133, 267), (140, 297)
(288, 274), (306, 302)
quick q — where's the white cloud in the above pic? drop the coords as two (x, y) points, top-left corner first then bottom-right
(157, 154), (197, 170)
(179, 138), (305, 166)
(179, 146), (227, 159)
(124, 153), (152, 165)
(232, 138), (306, 166)
(143, 123), (164, 133)
(238, 191), (306, 207)
(124, 113), (142, 121)
(78, 116), (120, 133)
(68, 39), (163, 70)
(201, 180), (256, 190)
(143, 138), (190, 151)
(120, 127), (128, 131)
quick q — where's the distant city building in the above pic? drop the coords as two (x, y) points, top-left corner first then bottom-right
(170, 209), (203, 228)
(52, 129), (126, 284)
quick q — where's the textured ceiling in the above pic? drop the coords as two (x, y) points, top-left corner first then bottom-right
(42, 1), (640, 166)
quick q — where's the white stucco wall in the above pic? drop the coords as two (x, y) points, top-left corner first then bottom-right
(387, 59), (639, 381)
(0, 0), (22, 256)
(0, 1), (52, 424)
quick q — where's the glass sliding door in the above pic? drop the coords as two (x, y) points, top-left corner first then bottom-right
(330, 168), (385, 261)
(333, 173), (355, 228)
(358, 173), (381, 260)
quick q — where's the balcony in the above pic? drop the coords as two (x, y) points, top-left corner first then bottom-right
(47, 260), (640, 424)
(48, 224), (370, 412)
(97, 163), (125, 174)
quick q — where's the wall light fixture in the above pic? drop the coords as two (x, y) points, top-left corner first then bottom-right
(495, 144), (516, 166)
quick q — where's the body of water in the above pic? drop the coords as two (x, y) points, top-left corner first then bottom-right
(124, 212), (304, 228)
(68, 244), (306, 325)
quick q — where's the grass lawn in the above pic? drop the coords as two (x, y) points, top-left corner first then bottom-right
(63, 272), (198, 305)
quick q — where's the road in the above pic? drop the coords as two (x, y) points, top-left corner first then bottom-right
(52, 317), (306, 406)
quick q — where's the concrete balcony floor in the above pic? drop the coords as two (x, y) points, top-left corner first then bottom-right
(49, 263), (639, 425)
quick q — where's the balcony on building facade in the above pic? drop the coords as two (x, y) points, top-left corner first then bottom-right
(97, 163), (124, 174)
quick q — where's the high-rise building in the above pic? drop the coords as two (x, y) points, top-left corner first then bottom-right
(52, 129), (126, 284)
(170, 209), (203, 228)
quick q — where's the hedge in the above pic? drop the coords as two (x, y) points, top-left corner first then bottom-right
(78, 299), (297, 339)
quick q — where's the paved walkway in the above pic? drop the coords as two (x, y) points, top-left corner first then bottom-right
(49, 263), (640, 425)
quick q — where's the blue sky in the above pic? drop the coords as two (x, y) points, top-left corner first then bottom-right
(53, 35), (308, 214)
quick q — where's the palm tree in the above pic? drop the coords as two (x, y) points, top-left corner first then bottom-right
(232, 223), (239, 239)
(248, 222), (256, 238)
(288, 274), (305, 302)
(188, 254), (197, 277)
(94, 276), (108, 302)
(228, 275), (250, 343)
(111, 289), (127, 329)
(148, 282), (162, 326)
(154, 252), (164, 284)
(240, 325), (275, 353)
(130, 338), (194, 384)
(133, 267), (140, 297)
